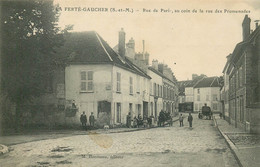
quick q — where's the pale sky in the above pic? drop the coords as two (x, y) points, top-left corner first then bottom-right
(55, 0), (260, 81)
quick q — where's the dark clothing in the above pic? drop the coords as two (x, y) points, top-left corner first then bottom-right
(169, 117), (173, 126)
(159, 111), (166, 127)
(126, 115), (131, 128)
(148, 117), (152, 127)
(179, 115), (184, 127)
(72, 103), (77, 108)
(188, 115), (193, 127)
(189, 121), (192, 127)
(202, 105), (211, 119)
(80, 114), (87, 127)
(89, 115), (95, 127)
(180, 120), (183, 127)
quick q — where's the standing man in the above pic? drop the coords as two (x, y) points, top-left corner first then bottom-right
(80, 111), (87, 129)
(126, 112), (131, 128)
(179, 113), (184, 127)
(89, 112), (95, 128)
(188, 113), (193, 128)
(169, 113), (173, 126)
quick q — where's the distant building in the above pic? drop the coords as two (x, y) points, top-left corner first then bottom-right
(193, 77), (222, 112)
(221, 54), (231, 122)
(148, 61), (163, 123)
(155, 63), (178, 114)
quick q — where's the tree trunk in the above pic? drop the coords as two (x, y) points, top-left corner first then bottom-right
(15, 102), (21, 132)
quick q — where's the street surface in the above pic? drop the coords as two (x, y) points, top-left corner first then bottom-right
(0, 114), (239, 167)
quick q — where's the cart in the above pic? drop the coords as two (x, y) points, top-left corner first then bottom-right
(198, 106), (212, 119)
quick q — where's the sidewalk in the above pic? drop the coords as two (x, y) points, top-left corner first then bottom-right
(214, 116), (260, 167)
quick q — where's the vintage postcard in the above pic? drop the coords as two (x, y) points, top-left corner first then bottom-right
(0, 0), (259, 166)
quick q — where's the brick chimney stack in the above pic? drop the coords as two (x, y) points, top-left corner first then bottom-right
(242, 15), (251, 41)
(152, 60), (158, 70)
(118, 28), (126, 58)
(127, 37), (135, 49)
(126, 37), (135, 59)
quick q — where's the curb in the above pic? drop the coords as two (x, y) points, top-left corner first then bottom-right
(0, 144), (9, 155)
(213, 117), (243, 167)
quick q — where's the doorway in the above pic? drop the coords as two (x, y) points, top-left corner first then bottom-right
(143, 101), (148, 118)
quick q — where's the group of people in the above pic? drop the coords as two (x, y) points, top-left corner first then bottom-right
(81, 111), (194, 130)
(179, 113), (193, 128)
(128, 113), (154, 128)
(80, 112), (95, 129)
(158, 110), (173, 127)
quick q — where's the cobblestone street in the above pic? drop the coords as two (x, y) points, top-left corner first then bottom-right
(0, 114), (239, 167)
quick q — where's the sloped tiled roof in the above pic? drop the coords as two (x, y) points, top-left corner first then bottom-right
(194, 77), (221, 88)
(228, 26), (260, 74)
(177, 80), (193, 95)
(59, 31), (150, 79)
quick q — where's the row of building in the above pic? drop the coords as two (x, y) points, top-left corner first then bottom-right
(220, 15), (260, 133)
(178, 74), (222, 114)
(16, 28), (179, 127)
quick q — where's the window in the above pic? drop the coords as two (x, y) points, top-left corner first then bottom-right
(129, 77), (133, 95)
(136, 76), (140, 93)
(197, 89), (200, 94)
(150, 82), (153, 95)
(197, 95), (200, 101)
(87, 71), (93, 91)
(116, 103), (121, 123)
(153, 83), (156, 96)
(160, 86), (162, 97)
(80, 71), (87, 91)
(163, 86), (166, 98)
(137, 104), (141, 115)
(116, 72), (121, 92)
(239, 67), (243, 87)
(129, 103), (133, 115)
(151, 102), (153, 116)
(157, 84), (159, 96)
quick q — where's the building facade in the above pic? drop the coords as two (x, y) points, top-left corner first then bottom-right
(225, 15), (260, 133)
(65, 31), (151, 127)
(193, 77), (221, 113)
(148, 63), (163, 123)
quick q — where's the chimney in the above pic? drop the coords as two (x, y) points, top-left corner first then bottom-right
(152, 60), (158, 70)
(127, 37), (135, 49)
(118, 28), (126, 58)
(126, 37), (135, 59)
(242, 15), (251, 41)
